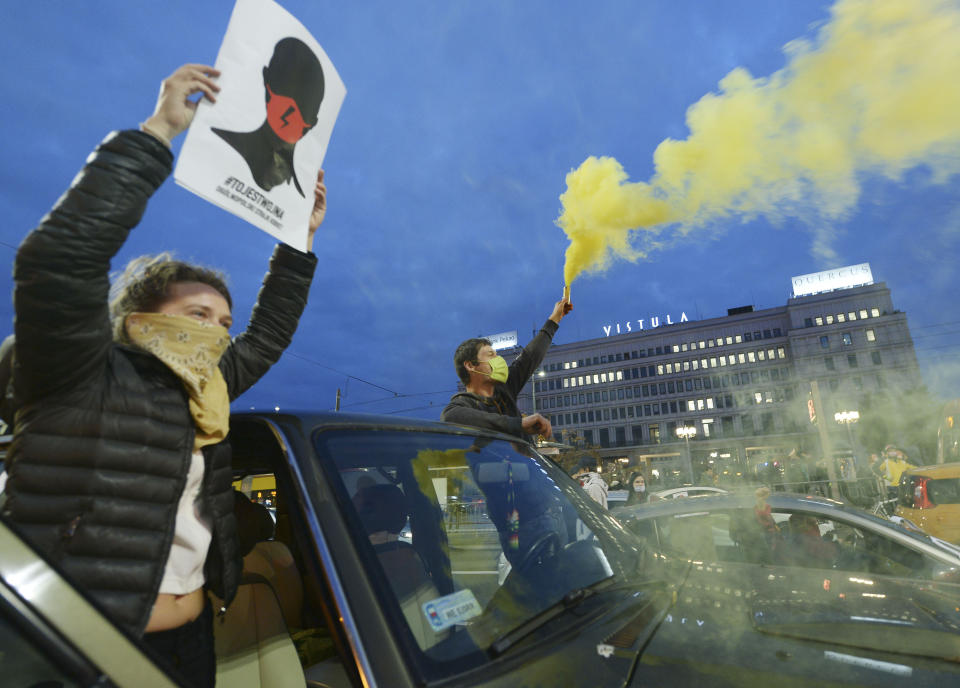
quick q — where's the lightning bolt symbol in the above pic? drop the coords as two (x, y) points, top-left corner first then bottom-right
(280, 106), (295, 128)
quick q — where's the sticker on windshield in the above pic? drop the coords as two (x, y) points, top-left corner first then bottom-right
(423, 589), (481, 631)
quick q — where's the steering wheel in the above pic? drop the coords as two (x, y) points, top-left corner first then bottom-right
(515, 532), (562, 573)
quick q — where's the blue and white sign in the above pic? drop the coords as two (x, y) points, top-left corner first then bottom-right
(484, 330), (519, 350)
(422, 589), (481, 631)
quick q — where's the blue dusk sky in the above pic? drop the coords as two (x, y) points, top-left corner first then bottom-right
(1, 1), (958, 419)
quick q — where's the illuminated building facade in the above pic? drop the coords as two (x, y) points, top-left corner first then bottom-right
(503, 265), (923, 482)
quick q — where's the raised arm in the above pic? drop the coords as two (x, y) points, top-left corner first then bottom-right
(13, 65), (219, 405)
(506, 297), (572, 398)
(219, 171), (324, 398)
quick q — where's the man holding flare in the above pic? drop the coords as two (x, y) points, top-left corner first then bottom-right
(443, 295), (572, 440)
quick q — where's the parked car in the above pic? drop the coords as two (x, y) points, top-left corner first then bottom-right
(652, 485), (729, 500)
(616, 492), (960, 582)
(609, 485), (729, 511)
(4, 413), (960, 687)
(607, 488), (629, 509)
(896, 463), (960, 544)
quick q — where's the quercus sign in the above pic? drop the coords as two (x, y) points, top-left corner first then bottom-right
(602, 312), (690, 337)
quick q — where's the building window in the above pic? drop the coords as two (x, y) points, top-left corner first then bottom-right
(836, 313), (845, 323)
(744, 332), (753, 341)
(859, 309), (868, 319)
(848, 311), (856, 321)
(820, 336), (829, 349)
(847, 354), (858, 368)
(815, 316), (824, 326)
(649, 424), (661, 444)
(871, 308), (880, 317)
(871, 351), (882, 365)
(825, 315), (834, 325)
(866, 328), (876, 342)
(773, 328), (782, 337)
(825, 357), (835, 371)
(735, 335), (743, 343)
(842, 332), (853, 346)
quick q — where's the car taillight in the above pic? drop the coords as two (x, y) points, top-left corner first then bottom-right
(913, 477), (935, 509)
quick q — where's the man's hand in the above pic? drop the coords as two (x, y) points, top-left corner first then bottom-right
(549, 297), (573, 324)
(305, 169), (326, 252)
(142, 64), (221, 145)
(521, 413), (552, 439)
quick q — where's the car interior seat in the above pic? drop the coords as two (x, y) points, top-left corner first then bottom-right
(352, 484), (447, 649)
(211, 495), (306, 688)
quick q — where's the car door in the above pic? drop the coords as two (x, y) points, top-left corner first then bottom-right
(0, 521), (181, 688)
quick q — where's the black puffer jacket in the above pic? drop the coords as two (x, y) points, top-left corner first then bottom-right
(4, 129), (317, 636)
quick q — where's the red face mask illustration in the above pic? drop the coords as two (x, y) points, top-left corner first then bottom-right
(265, 85), (313, 143)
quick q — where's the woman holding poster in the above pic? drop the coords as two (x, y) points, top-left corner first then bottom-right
(3, 64), (325, 687)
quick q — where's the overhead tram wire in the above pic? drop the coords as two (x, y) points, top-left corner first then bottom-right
(284, 350), (399, 395)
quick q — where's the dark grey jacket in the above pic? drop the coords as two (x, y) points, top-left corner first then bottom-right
(442, 319), (558, 437)
(4, 129), (316, 636)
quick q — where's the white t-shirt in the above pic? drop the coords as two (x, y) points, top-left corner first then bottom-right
(158, 450), (213, 594)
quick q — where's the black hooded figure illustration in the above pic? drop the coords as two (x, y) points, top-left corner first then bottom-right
(213, 37), (324, 197)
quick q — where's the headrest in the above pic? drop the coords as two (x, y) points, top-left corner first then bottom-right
(352, 484), (408, 535)
(234, 491), (276, 556)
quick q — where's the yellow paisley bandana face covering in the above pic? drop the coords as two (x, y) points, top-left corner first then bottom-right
(125, 313), (231, 449)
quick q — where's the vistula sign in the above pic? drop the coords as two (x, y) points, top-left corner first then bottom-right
(602, 312), (690, 337)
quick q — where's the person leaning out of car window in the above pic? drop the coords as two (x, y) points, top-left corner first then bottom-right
(442, 297), (572, 441)
(3, 63), (325, 688)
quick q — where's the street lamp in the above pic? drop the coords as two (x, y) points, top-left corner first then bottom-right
(530, 368), (546, 412)
(676, 425), (697, 484)
(834, 409), (860, 476)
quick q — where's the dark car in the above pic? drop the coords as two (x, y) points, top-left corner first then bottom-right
(3, 413), (960, 687)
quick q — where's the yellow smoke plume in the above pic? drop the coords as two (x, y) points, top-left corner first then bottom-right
(557, 0), (960, 287)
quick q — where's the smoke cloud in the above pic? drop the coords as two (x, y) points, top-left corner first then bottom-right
(556, 0), (960, 286)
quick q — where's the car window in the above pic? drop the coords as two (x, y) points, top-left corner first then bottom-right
(653, 512), (736, 562)
(771, 510), (937, 578)
(313, 430), (634, 677)
(929, 478), (960, 504)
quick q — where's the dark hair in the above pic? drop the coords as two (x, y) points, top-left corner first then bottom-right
(264, 37), (325, 124)
(625, 471), (648, 505)
(453, 338), (490, 385)
(110, 253), (232, 343)
(568, 456), (596, 477)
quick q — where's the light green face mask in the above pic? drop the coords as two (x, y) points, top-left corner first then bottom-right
(481, 355), (509, 383)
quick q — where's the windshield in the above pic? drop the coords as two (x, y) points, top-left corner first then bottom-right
(312, 429), (648, 676)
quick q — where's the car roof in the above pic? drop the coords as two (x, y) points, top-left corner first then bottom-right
(905, 463), (960, 479)
(618, 491), (854, 520)
(231, 409), (534, 445)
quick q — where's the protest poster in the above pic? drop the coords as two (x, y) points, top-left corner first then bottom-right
(175, 0), (346, 251)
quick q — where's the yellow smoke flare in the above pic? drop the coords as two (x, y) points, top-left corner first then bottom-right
(557, 0), (960, 286)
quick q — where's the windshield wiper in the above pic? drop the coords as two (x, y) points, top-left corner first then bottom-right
(488, 577), (616, 657)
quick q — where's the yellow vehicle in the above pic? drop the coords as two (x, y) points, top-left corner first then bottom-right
(232, 473), (277, 509)
(896, 463), (960, 544)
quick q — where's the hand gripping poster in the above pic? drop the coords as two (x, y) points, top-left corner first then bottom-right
(175, 0), (346, 251)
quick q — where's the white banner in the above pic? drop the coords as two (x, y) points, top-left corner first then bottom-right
(175, 0), (346, 251)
